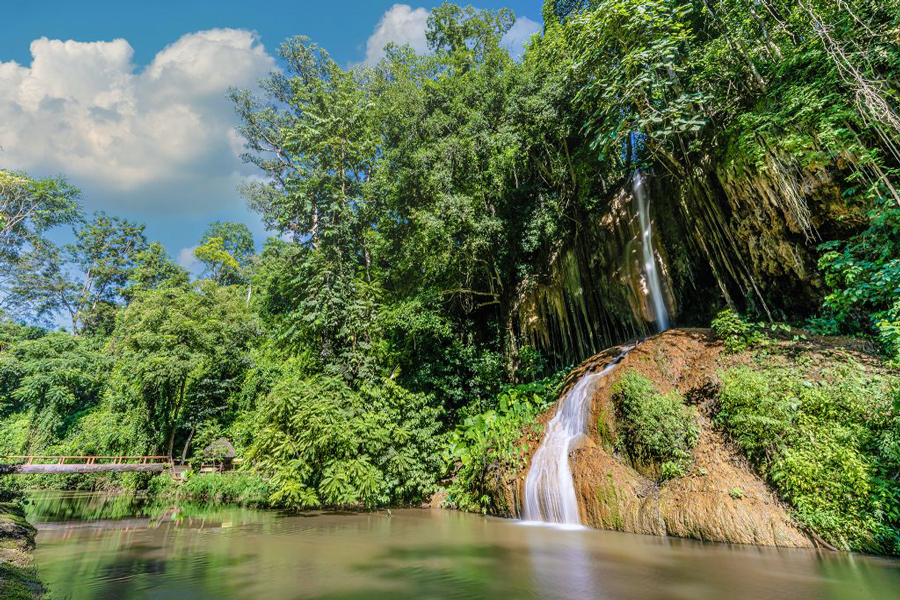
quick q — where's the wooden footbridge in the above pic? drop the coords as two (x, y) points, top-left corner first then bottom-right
(0, 455), (173, 474)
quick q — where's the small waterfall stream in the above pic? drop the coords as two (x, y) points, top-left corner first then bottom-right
(522, 350), (630, 525)
(633, 172), (669, 333)
(522, 173), (671, 526)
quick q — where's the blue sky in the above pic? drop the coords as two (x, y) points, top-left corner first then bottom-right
(0, 1), (542, 271)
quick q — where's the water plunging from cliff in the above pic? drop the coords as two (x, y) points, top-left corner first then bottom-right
(522, 350), (630, 525)
(633, 172), (669, 333)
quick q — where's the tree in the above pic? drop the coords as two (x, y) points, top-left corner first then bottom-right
(8, 213), (148, 334)
(0, 170), (81, 264)
(565, 0), (706, 179)
(195, 222), (255, 285)
(250, 374), (441, 509)
(113, 282), (259, 457)
(232, 36), (385, 378)
(0, 171), (82, 322)
(0, 331), (110, 450)
(426, 2), (515, 66)
(200, 222), (255, 267)
(231, 36), (376, 252)
(194, 237), (241, 285)
(123, 242), (190, 302)
(232, 4), (534, 401)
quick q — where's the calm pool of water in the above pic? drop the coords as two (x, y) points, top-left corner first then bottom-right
(25, 491), (900, 600)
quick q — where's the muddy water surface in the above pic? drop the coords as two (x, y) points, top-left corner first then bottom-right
(26, 491), (900, 600)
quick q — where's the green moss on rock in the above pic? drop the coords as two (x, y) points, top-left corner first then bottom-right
(0, 502), (44, 599)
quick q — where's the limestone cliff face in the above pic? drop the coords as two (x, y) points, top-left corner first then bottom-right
(512, 178), (688, 368)
(494, 330), (820, 549)
(511, 159), (861, 368)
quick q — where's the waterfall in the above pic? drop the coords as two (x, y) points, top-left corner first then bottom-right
(522, 350), (630, 525)
(520, 173), (667, 526)
(632, 172), (669, 333)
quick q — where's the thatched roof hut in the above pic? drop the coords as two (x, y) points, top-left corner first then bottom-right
(202, 437), (236, 461)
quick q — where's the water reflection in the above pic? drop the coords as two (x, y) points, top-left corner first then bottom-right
(26, 491), (900, 600)
(523, 523), (599, 599)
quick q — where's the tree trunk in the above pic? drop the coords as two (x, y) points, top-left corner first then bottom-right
(0, 463), (167, 475)
(364, 247), (371, 283)
(311, 203), (320, 249)
(166, 379), (186, 459)
(180, 425), (196, 464)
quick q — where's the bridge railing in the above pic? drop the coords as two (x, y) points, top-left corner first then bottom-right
(0, 455), (172, 465)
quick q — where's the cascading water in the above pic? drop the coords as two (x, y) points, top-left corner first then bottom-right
(522, 350), (631, 525)
(521, 173), (669, 526)
(632, 172), (670, 333)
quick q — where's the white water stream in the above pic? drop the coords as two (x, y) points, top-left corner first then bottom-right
(522, 350), (630, 525)
(522, 173), (671, 526)
(633, 171), (669, 333)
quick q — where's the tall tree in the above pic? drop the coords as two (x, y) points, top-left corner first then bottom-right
(195, 222), (255, 284)
(200, 222), (255, 267)
(123, 242), (190, 302)
(113, 282), (258, 457)
(231, 37), (376, 251)
(0, 170), (81, 264)
(9, 213), (148, 334)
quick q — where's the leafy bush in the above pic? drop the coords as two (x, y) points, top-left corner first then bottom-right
(611, 371), (699, 480)
(0, 332), (110, 449)
(661, 461), (686, 480)
(0, 475), (23, 504)
(443, 376), (562, 513)
(249, 374), (442, 510)
(711, 309), (766, 353)
(718, 364), (900, 554)
(817, 201), (900, 364)
(153, 472), (272, 507)
(0, 413), (30, 455)
(716, 367), (794, 464)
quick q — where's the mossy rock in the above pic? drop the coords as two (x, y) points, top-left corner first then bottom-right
(0, 503), (45, 599)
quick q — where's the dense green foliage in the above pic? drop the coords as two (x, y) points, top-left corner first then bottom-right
(250, 374), (442, 508)
(443, 376), (563, 513)
(711, 309), (767, 353)
(817, 201), (900, 363)
(611, 371), (699, 479)
(718, 365), (900, 553)
(149, 472), (273, 507)
(0, 0), (899, 556)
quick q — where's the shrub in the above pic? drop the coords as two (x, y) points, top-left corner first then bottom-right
(443, 376), (562, 513)
(661, 461), (686, 480)
(611, 371), (699, 479)
(817, 201), (900, 364)
(729, 487), (744, 499)
(249, 374), (442, 510)
(170, 472), (272, 507)
(717, 363), (900, 554)
(711, 309), (766, 353)
(717, 368), (794, 465)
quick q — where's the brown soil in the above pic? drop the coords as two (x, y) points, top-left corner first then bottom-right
(500, 328), (870, 549)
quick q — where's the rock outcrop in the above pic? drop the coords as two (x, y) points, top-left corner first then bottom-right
(502, 329), (819, 548)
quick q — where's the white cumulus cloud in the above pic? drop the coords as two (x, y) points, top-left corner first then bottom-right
(0, 29), (274, 214)
(363, 4), (430, 65)
(177, 245), (201, 273)
(501, 16), (542, 57)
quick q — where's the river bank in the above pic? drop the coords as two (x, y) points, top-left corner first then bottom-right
(0, 501), (45, 599)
